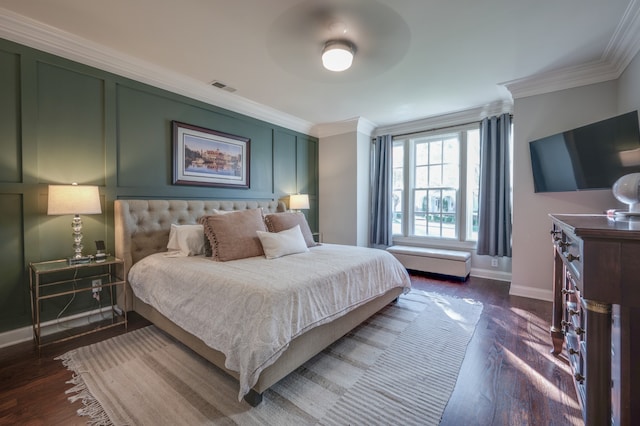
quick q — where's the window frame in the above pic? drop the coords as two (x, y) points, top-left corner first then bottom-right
(392, 123), (480, 249)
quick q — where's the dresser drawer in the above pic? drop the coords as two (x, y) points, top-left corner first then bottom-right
(556, 230), (583, 280)
(563, 270), (585, 372)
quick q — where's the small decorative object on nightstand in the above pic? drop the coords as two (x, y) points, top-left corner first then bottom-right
(28, 256), (127, 354)
(95, 240), (107, 262)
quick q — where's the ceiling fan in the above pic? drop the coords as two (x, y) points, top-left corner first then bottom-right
(265, 0), (411, 82)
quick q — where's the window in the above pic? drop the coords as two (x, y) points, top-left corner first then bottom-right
(392, 125), (480, 243)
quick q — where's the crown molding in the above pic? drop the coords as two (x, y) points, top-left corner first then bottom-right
(0, 8), (315, 136)
(373, 100), (513, 137)
(501, 59), (620, 100)
(605, 0), (640, 72)
(312, 117), (359, 139)
(502, 0), (640, 99)
(315, 101), (514, 139)
(311, 116), (378, 139)
(357, 117), (378, 137)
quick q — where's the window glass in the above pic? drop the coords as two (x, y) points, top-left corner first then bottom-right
(416, 143), (428, 165)
(415, 166), (428, 188)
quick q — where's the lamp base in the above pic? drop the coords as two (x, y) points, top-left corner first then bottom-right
(67, 255), (92, 265)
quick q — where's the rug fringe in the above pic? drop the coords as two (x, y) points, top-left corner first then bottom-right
(55, 353), (115, 426)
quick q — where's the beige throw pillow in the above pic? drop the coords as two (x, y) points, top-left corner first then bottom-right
(264, 212), (318, 247)
(198, 208), (236, 257)
(198, 208), (267, 261)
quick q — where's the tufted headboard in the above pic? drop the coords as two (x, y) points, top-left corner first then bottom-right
(114, 199), (286, 309)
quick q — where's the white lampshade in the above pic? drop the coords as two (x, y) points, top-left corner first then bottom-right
(48, 184), (102, 215)
(289, 194), (310, 210)
(322, 40), (355, 72)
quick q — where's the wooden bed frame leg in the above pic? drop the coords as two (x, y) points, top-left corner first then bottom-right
(244, 389), (263, 406)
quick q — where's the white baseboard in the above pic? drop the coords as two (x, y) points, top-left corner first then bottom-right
(470, 268), (512, 282)
(0, 306), (114, 349)
(509, 284), (553, 302)
(0, 326), (32, 349)
(470, 268), (553, 302)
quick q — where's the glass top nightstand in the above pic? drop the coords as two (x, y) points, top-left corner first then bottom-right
(28, 256), (127, 353)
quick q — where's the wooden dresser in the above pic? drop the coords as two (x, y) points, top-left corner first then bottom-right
(549, 214), (640, 426)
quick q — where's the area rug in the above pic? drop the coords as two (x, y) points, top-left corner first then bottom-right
(57, 290), (483, 425)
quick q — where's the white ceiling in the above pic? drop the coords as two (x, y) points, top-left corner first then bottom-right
(1, 0), (639, 136)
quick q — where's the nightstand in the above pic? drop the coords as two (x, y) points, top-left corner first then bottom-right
(28, 256), (127, 352)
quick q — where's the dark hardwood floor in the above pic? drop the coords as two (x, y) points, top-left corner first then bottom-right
(410, 273), (582, 426)
(0, 273), (582, 425)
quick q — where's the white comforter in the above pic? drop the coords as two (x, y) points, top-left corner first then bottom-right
(128, 243), (411, 400)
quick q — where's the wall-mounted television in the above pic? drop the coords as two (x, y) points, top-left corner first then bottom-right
(529, 111), (640, 193)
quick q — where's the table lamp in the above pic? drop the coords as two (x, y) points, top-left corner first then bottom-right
(289, 194), (309, 212)
(47, 183), (102, 264)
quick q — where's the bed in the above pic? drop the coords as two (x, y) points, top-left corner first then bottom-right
(114, 199), (411, 405)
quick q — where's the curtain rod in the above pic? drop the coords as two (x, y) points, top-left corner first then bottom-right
(391, 120), (480, 139)
(389, 113), (513, 140)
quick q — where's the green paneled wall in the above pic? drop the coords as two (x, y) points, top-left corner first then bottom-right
(37, 62), (107, 185)
(0, 38), (318, 334)
(273, 130), (298, 195)
(0, 49), (21, 183)
(0, 195), (26, 324)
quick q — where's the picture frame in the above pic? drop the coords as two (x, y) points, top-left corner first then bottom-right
(172, 121), (250, 188)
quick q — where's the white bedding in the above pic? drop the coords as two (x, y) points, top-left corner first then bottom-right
(127, 243), (411, 400)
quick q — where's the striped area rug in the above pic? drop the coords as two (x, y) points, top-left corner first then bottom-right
(57, 290), (483, 425)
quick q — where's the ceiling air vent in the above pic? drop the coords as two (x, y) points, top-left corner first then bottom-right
(209, 80), (237, 93)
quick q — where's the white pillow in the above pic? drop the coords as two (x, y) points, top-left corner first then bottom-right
(212, 208), (234, 215)
(167, 224), (205, 256)
(256, 225), (309, 259)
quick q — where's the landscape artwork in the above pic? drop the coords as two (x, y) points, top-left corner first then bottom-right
(172, 121), (250, 188)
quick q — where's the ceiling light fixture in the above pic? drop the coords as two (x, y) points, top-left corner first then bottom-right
(322, 40), (355, 72)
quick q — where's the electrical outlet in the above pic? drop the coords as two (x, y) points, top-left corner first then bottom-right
(92, 278), (102, 293)
(491, 258), (498, 267)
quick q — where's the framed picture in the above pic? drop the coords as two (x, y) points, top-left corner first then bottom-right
(172, 121), (250, 188)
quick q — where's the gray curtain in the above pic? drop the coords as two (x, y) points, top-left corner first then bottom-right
(477, 113), (512, 257)
(370, 135), (393, 248)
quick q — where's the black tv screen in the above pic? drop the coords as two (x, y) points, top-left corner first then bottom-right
(529, 111), (640, 193)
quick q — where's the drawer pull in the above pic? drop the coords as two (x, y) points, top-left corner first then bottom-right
(566, 253), (580, 262)
(568, 309), (580, 316)
(568, 348), (579, 355)
(574, 373), (585, 384)
(561, 320), (571, 328)
(561, 288), (575, 295)
(575, 327), (585, 336)
(557, 241), (570, 249)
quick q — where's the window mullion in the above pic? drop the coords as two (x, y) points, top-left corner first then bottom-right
(459, 131), (468, 241)
(406, 139), (414, 236)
